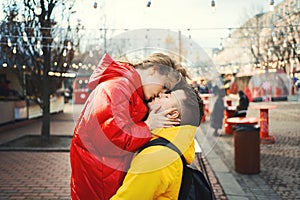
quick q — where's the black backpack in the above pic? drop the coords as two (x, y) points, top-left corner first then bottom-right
(140, 137), (214, 200)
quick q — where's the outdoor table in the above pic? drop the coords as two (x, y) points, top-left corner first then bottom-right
(251, 104), (277, 144)
(224, 106), (237, 134)
(226, 117), (259, 135)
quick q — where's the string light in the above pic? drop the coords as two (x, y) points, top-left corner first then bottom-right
(63, 49), (67, 56)
(23, 32), (28, 42)
(36, 40), (41, 49)
(270, 0), (275, 12)
(93, 1), (97, 9)
(34, 2), (42, 15)
(227, 28), (232, 41)
(219, 38), (223, 50)
(67, 41), (72, 50)
(147, 0), (151, 7)
(12, 46), (17, 54)
(211, 0), (216, 13)
(7, 38), (12, 47)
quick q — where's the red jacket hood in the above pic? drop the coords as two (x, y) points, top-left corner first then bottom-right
(88, 54), (143, 97)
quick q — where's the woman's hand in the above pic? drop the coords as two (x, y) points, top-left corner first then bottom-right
(145, 107), (181, 130)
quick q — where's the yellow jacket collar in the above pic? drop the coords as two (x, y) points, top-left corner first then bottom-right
(151, 125), (197, 164)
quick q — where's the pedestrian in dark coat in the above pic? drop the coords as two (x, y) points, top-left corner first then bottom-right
(234, 90), (249, 117)
(210, 87), (226, 136)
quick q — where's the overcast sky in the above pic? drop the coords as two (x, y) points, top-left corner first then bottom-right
(73, 0), (284, 50)
(0, 0), (284, 51)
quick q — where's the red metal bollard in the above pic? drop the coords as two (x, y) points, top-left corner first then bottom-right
(259, 108), (275, 144)
(201, 95), (210, 122)
(224, 107), (236, 134)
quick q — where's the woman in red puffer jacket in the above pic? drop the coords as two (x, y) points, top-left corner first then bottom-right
(70, 53), (189, 200)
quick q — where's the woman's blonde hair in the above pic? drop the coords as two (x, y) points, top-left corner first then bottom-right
(133, 53), (191, 81)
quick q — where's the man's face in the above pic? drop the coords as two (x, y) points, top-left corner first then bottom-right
(147, 93), (178, 112)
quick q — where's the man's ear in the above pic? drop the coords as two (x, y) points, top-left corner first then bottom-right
(167, 110), (179, 119)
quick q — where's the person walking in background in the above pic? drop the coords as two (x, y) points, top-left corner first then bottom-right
(233, 90), (249, 117)
(198, 78), (209, 94)
(70, 53), (190, 200)
(210, 87), (226, 136)
(111, 82), (203, 200)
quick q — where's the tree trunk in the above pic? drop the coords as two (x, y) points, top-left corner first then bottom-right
(41, 45), (51, 139)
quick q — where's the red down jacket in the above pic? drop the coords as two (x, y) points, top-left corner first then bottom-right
(70, 54), (152, 200)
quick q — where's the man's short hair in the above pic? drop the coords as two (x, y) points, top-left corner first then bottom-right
(172, 79), (203, 126)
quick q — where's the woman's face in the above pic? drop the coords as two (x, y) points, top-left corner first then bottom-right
(141, 70), (172, 101)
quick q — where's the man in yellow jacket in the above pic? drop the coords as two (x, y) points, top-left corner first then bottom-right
(111, 83), (203, 200)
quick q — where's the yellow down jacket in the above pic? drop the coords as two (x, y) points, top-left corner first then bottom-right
(110, 125), (198, 200)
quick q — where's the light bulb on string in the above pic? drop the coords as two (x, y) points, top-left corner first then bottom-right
(53, 36), (59, 42)
(93, 1), (97, 9)
(34, 2), (42, 15)
(63, 49), (67, 57)
(270, 0), (275, 12)
(211, 0), (216, 13)
(219, 38), (223, 50)
(7, 38), (12, 47)
(227, 28), (232, 42)
(187, 29), (191, 39)
(67, 41), (72, 50)
(36, 40), (41, 49)
(147, 0), (151, 7)
(23, 32), (28, 42)
(13, 46), (17, 54)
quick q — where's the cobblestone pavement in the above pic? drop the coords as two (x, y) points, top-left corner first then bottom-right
(197, 100), (300, 200)
(257, 102), (300, 200)
(0, 101), (299, 199)
(0, 152), (70, 200)
(0, 104), (77, 199)
(0, 103), (226, 199)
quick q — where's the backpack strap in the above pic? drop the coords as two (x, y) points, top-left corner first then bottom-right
(138, 137), (185, 163)
(139, 137), (190, 200)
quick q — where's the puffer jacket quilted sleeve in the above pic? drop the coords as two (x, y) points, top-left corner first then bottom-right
(70, 54), (152, 200)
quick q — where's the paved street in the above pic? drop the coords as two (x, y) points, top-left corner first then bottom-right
(0, 100), (299, 199)
(197, 100), (300, 200)
(0, 104), (77, 200)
